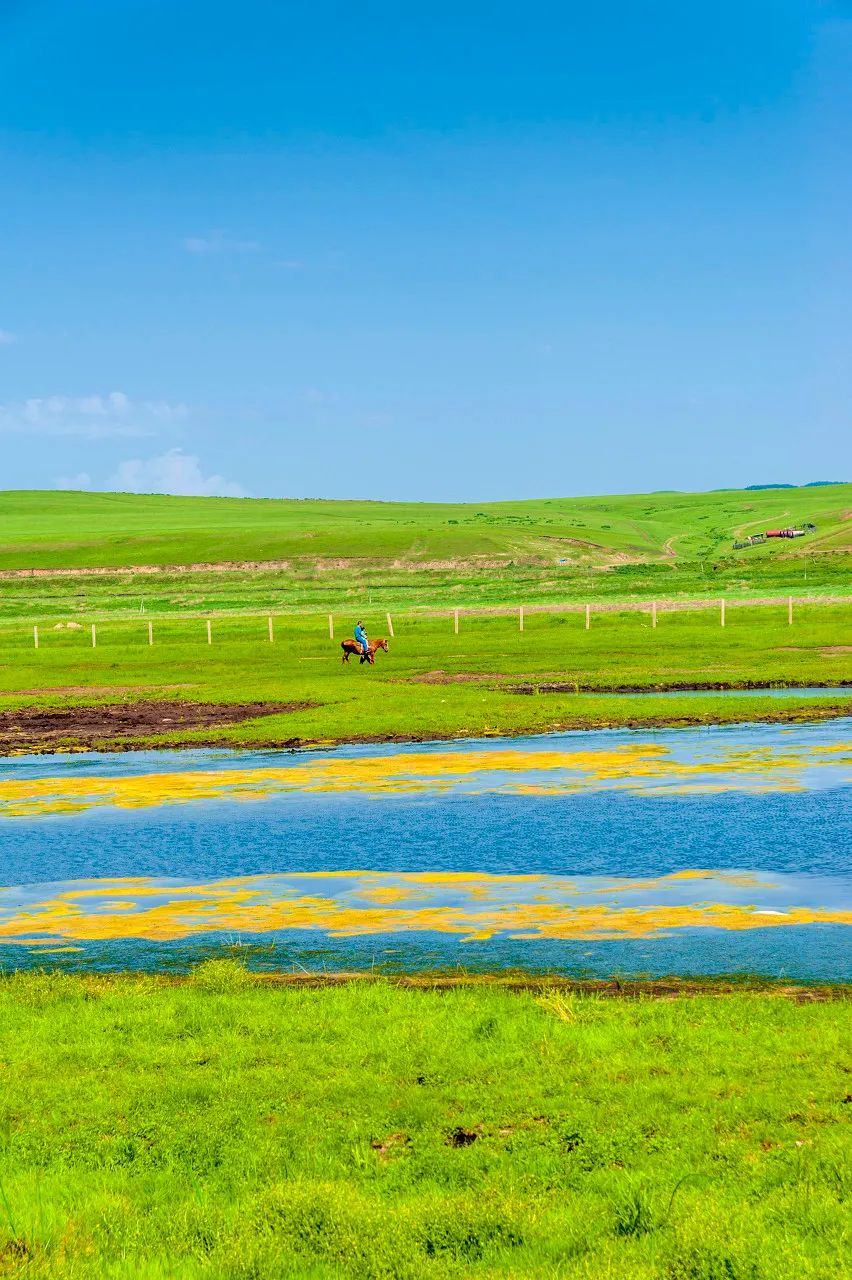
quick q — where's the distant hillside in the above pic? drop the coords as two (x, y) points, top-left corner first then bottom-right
(746, 481), (846, 490)
(0, 485), (848, 573)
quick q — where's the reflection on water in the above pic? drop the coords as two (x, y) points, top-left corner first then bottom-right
(0, 722), (849, 979)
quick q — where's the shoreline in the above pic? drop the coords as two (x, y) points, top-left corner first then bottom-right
(3, 966), (850, 1000)
(0, 698), (849, 758)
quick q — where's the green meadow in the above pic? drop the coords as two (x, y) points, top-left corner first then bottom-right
(0, 969), (848, 1279)
(0, 604), (850, 750)
(0, 486), (848, 618)
(1, 487), (848, 750)
(3, 485), (848, 567)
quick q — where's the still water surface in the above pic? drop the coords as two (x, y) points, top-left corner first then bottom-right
(0, 721), (849, 980)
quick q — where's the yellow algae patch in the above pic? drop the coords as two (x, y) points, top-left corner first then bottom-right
(0, 740), (840, 817)
(0, 870), (848, 946)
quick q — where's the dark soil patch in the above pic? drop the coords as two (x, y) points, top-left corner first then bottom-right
(0, 700), (312, 753)
(447, 1126), (479, 1148)
(506, 680), (850, 696)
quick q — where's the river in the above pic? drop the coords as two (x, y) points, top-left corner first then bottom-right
(1, 720), (849, 979)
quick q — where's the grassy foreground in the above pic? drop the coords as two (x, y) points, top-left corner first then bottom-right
(0, 968), (848, 1279)
(0, 605), (849, 751)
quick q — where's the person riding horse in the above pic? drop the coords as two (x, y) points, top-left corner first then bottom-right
(354, 620), (369, 662)
(341, 634), (389, 664)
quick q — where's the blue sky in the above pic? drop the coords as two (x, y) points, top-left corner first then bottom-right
(0, 0), (849, 500)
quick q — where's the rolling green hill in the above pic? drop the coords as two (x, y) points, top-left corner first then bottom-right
(1, 484), (849, 571)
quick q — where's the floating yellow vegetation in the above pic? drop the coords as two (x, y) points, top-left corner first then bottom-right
(1, 740), (848, 817)
(0, 870), (847, 946)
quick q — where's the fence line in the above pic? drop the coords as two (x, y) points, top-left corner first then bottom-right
(11, 593), (850, 650)
(428, 595), (850, 619)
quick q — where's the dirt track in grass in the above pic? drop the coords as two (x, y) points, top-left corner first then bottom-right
(0, 699), (310, 753)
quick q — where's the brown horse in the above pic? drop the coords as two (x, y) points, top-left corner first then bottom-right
(341, 637), (389, 665)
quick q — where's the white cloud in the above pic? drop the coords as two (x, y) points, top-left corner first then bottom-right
(0, 391), (188, 439)
(0, 330), (16, 345)
(183, 230), (261, 254)
(55, 472), (93, 490)
(144, 400), (190, 422)
(110, 449), (247, 498)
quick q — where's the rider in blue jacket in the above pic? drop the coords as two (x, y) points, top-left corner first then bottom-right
(354, 621), (369, 661)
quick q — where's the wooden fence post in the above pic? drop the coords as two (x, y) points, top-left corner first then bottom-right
(33, 624), (39, 649)
(268, 615), (274, 643)
(148, 621), (153, 646)
(328, 614), (334, 640)
(91, 623), (97, 648)
(720, 599), (726, 628)
(386, 612), (394, 638)
(651, 601), (657, 629)
(519, 606), (524, 632)
(788, 596), (793, 625)
(206, 619), (212, 645)
(585, 604), (590, 631)
(454, 609), (459, 634)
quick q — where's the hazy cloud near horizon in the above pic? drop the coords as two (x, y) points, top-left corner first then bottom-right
(109, 449), (248, 498)
(0, 393), (188, 440)
(54, 448), (247, 497)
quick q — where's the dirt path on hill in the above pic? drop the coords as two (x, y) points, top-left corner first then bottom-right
(0, 561), (297, 578)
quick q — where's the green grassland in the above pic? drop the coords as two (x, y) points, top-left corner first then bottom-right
(1, 550), (851, 624)
(0, 605), (849, 750)
(3, 485), (848, 567)
(0, 969), (847, 1279)
(0, 486), (848, 746)
(0, 487), (848, 619)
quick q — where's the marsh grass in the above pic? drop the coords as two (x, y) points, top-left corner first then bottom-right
(0, 968), (848, 1277)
